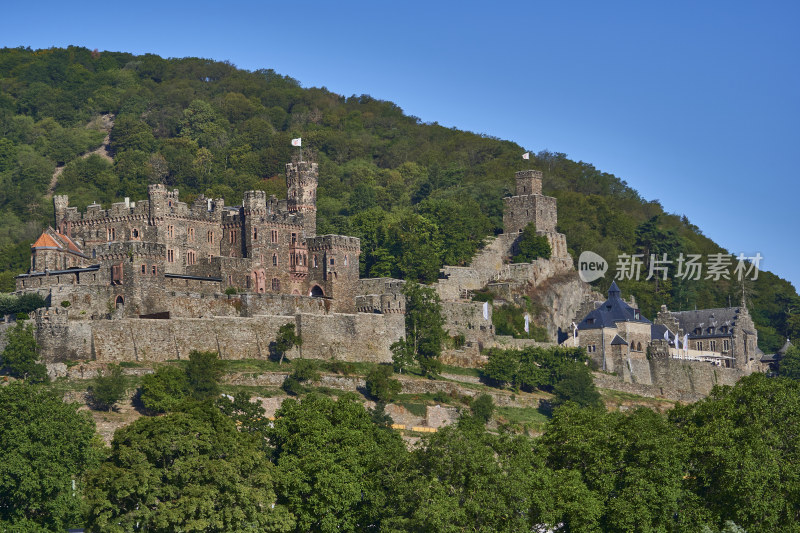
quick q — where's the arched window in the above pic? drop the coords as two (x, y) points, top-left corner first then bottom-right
(131, 228), (139, 239)
(636, 342), (642, 351)
(115, 295), (124, 309)
(188, 227), (195, 241)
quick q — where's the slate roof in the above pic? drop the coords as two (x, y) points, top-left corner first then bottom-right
(610, 334), (628, 345)
(671, 307), (739, 337)
(577, 281), (652, 330)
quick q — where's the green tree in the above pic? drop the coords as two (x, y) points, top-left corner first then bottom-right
(670, 374), (800, 531)
(185, 350), (224, 401)
(470, 393), (495, 424)
(513, 221), (552, 262)
(86, 408), (294, 532)
(391, 281), (446, 377)
(543, 404), (689, 532)
(0, 383), (99, 531)
(138, 364), (190, 413)
(365, 365), (402, 403)
(88, 364), (126, 411)
(274, 323), (301, 365)
(777, 345), (800, 379)
(551, 365), (604, 409)
(1, 320), (46, 382)
(268, 394), (406, 531)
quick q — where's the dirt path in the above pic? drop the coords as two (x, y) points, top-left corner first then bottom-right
(46, 113), (115, 199)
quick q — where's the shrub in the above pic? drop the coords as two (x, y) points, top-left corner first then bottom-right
(365, 366), (402, 403)
(186, 350), (224, 401)
(60, 300), (71, 308)
(291, 358), (319, 383)
(471, 393), (495, 423)
(512, 221), (551, 262)
(224, 286), (237, 295)
(552, 366), (603, 409)
(282, 375), (304, 396)
(89, 364), (126, 411)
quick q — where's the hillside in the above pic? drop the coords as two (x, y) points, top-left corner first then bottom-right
(0, 46), (796, 351)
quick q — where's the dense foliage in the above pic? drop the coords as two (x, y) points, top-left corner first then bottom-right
(5, 375), (800, 531)
(391, 280), (446, 376)
(0, 46), (795, 350)
(0, 319), (46, 382)
(0, 383), (98, 531)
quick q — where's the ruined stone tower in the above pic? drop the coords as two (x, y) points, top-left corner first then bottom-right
(286, 157), (318, 238)
(503, 170), (568, 257)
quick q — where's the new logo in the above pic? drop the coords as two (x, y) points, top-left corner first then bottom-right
(578, 251), (608, 282)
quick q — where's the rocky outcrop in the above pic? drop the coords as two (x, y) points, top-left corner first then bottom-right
(525, 271), (603, 340)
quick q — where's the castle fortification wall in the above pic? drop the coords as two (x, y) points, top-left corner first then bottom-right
(32, 311), (404, 364)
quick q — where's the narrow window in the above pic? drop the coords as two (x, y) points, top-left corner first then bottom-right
(208, 230), (214, 243)
(313, 255), (318, 268)
(253, 227), (258, 241)
(273, 254), (278, 266)
(188, 227), (195, 241)
(271, 230), (278, 243)
(291, 232), (297, 245)
(167, 225), (174, 238)
(272, 278), (280, 291)
(152, 265), (157, 275)
(141, 264), (146, 274)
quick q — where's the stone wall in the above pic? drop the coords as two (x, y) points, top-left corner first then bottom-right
(33, 311), (405, 364)
(592, 356), (748, 402)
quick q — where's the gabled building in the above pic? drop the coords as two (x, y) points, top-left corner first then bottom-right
(575, 281), (652, 373)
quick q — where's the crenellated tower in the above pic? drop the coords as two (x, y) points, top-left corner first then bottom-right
(286, 155), (318, 237)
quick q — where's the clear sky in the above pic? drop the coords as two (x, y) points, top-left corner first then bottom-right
(3, 0), (798, 290)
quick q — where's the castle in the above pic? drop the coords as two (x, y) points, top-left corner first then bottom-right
(11, 161), (764, 400)
(18, 158), (361, 316)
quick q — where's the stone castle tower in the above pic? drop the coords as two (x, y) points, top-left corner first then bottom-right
(503, 170), (568, 257)
(286, 156), (318, 237)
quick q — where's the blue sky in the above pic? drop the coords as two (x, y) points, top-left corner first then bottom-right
(3, 0), (799, 290)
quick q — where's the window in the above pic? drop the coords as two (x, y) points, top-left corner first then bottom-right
(344, 255), (348, 266)
(272, 254), (278, 266)
(697, 341), (703, 351)
(229, 230), (237, 244)
(291, 232), (297, 245)
(313, 255), (318, 268)
(132, 228), (139, 239)
(272, 278), (280, 291)
(271, 230), (278, 243)
(330, 257), (335, 266)
(253, 227), (258, 241)
(707, 327), (715, 335)
(107, 227), (116, 241)
(167, 249), (174, 263)
(188, 227), (195, 241)
(167, 225), (174, 238)
(710, 340), (717, 352)
(208, 230), (214, 243)
(723, 339), (730, 351)
(187, 251), (196, 265)
(152, 265), (157, 275)
(141, 265), (146, 274)
(290, 254), (295, 267)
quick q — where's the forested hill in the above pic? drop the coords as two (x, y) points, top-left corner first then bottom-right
(0, 46), (795, 351)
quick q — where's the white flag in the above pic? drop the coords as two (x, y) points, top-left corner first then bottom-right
(522, 152), (530, 160)
(683, 333), (689, 353)
(674, 333), (679, 348)
(663, 329), (670, 341)
(482, 301), (489, 320)
(291, 138), (302, 147)
(524, 314), (530, 333)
